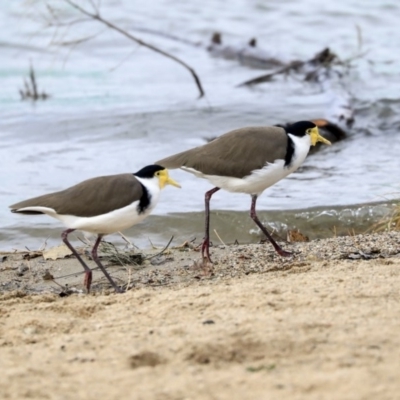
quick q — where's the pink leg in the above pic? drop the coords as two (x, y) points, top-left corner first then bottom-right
(61, 229), (93, 292)
(250, 195), (292, 257)
(201, 187), (220, 262)
(91, 235), (123, 293)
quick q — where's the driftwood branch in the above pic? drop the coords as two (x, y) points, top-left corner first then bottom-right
(237, 48), (337, 87)
(62, 0), (205, 98)
(237, 45), (366, 88)
(237, 62), (302, 87)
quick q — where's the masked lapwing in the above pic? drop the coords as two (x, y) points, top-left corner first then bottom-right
(155, 121), (330, 262)
(9, 165), (180, 293)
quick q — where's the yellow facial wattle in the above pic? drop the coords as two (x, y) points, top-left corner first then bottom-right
(158, 169), (181, 189)
(309, 126), (331, 146)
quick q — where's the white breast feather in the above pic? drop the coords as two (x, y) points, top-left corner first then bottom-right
(55, 200), (154, 234)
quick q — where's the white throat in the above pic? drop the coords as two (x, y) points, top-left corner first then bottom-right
(286, 133), (312, 170)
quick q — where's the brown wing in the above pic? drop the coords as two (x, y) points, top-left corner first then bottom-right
(155, 126), (288, 178)
(10, 174), (144, 217)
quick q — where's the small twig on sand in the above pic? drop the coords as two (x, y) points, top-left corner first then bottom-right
(213, 229), (226, 246)
(77, 235), (92, 246)
(147, 237), (157, 250)
(173, 238), (197, 250)
(146, 236), (174, 260)
(125, 267), (133, 291)
(118, 231), (140, 249)
(43, 270), (72, 292)
(38, 236), (50, 252)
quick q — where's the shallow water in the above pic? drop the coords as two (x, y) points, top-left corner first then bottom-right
(1, 0), (400, 250)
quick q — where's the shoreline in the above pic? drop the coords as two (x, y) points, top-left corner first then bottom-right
(2, 198), (398, 253)
(1, 230), (399, 295)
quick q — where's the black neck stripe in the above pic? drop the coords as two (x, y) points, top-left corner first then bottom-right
(285, 136), (295, 167)
(137, 183), (151, 214)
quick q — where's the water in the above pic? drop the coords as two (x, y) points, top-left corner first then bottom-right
(1, 0), (400, 250)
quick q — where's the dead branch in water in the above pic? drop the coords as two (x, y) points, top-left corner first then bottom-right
(19, 63), (50, 101)
(43, 0), (205, 98)
(237, 26), (368, 88)
(237, 48), (344, 87)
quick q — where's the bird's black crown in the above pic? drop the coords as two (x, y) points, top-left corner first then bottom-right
(134, 165), (165, 178)
(284, 121), (316, 137)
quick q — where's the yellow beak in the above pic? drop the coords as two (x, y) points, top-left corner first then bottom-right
(309, 126), (331, 146)
(159, 169), (181, 189)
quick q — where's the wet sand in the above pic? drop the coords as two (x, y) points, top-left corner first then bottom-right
(1, 231), (400, 399)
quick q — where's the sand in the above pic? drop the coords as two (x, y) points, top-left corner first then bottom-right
(1, 231), (400, 400)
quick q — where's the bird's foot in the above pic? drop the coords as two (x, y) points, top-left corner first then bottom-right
(114, 286), (124, 294)
(201, 239), (214, 264)
(277, 248), (293, 257)
(191, 258), (214, 277)
(202, 255), (213, 264)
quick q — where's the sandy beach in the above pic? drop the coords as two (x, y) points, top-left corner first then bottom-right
(0, 231), (399, 399)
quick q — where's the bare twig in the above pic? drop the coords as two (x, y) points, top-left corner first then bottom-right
(213, 229), (226, 246)
(45, 17), (92, 27)
(109, 47), (141, 72)
(118, 231), (140, 249)
(237, 58), (311, 87)
(29, 64), (38, 96)
(51, 30), (105, 46)
(173, 237), (197, 250)
(87, 0), (99, 14)
(125, 267), (133, 291)
(38, 236), (50, 252)
(61, 0), (205, 98)
(147, 237), (157, 250)
(130, 26), (202, 48)
(19, 62), (50, 101)
(146, 236), (174, 260)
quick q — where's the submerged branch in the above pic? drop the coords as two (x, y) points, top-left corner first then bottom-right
(237, 61), (303, 87)
(237, 45), (366, 88)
